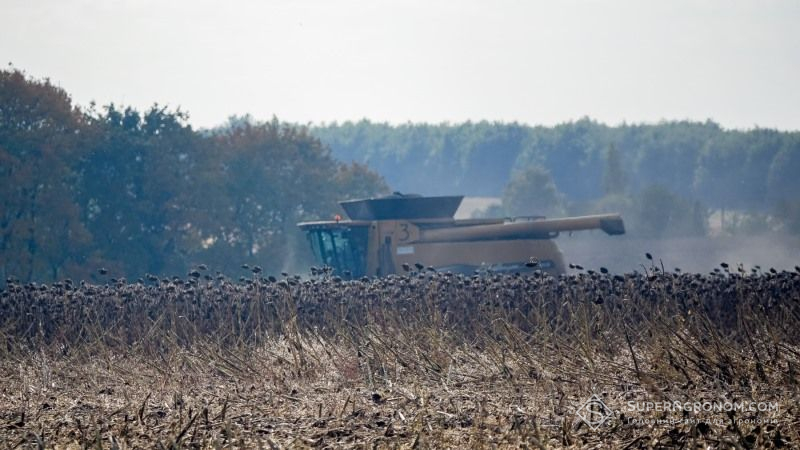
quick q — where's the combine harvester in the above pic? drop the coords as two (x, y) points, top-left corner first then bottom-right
(298, 194), (624, 278)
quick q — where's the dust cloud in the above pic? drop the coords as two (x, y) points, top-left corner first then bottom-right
(557, 232), (800, 274)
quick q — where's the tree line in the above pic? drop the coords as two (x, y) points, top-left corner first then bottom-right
(0, 69), (388, 284)
(4, 67), (798, 283)
(313, 119), (800, 236)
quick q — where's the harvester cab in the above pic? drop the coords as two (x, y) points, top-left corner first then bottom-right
(297, 194), (624, 278)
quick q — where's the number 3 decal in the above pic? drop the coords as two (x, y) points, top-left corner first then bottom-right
(398, 223), (410, 242)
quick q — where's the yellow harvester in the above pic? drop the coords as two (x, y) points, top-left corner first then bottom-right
(298, 194), (624, 278)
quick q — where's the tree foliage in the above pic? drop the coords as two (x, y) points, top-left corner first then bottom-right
(314, 118), (800, 235)
(0, 70), (93, 282)
(602, 143), (626, 196)
(635, 185), (708, 238)
(502, 166), (563, 218)
(0, 70), (388, 283)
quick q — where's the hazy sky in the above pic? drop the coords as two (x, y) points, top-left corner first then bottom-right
(2, 0), (798, 130)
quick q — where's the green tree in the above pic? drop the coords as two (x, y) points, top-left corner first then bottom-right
(502, 166), (563, 217)
(77, 104), (203, 278)
(767, 138), (800, 234)
(199, 120), (388, 273)
(635, 185), (707, 238)
(602, 143), (627, 196)
(0, 69), (94, 282)
(0, 69), (392, 282)
(334, 162), (390, 202)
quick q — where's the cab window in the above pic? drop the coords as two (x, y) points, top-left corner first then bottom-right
(306, 226), (368, 278)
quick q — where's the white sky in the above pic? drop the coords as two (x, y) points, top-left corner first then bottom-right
(2, 0), (798, 130)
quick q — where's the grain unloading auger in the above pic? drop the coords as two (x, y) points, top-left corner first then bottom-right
(297, 194), (624, 278)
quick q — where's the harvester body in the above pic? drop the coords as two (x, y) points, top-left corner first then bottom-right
(297, 195), (624, 278)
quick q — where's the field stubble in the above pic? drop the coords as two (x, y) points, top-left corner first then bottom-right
(1, 263), (799, 449)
